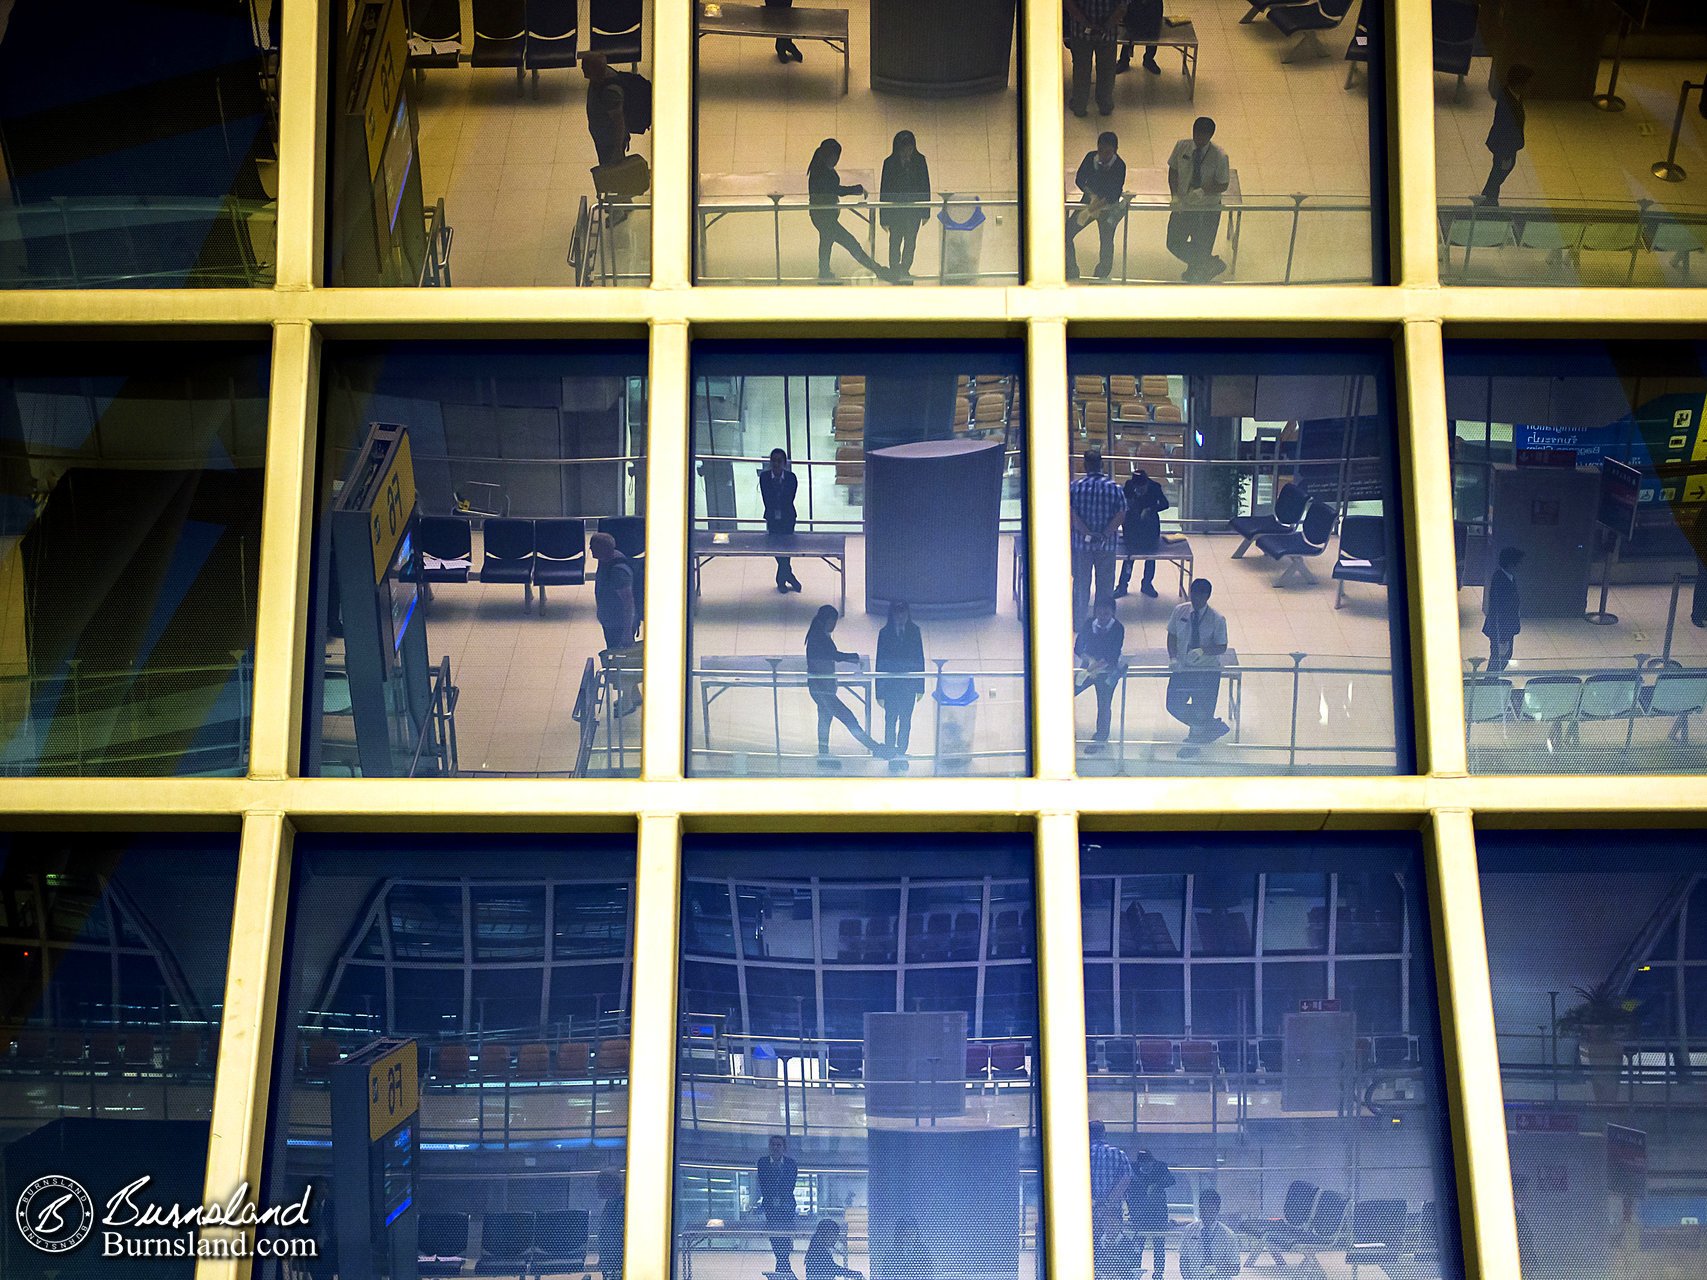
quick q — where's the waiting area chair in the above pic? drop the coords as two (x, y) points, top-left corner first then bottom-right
(419, 515), (474, 583)
(524, 0), (578, 93)
(1257, 500), (1339, 586)
(480, 517), (539, 606)
(1432, 0), (1477, 100)
(471, 0), (528, 91)
(589, 0), (644, 64)
(405, 0), (464, 72)
(1331, 513), (1387, 607)
(531, 1208), (591, 1276)
(1229, 480), (1308, 558)
(473, 1211), (536, 1274)
(1644, 671), (1707, 743)
(1265, 0), (1355, 63)
(417, 1213), (470, 1277)
(532, 517), (587, 607)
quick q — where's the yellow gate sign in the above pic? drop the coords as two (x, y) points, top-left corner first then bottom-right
(367, 1039), (419, 1141)
(367, 430), (416, 583)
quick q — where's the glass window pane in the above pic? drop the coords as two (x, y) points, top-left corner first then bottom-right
(685, 881), (738, 957)
(988, 883), (1033, 960)
(1480, 833), (1707, 1280)
(554, 882), (632, 958)
(326, 0), (652, 286)
(688, 343), (1031, 777)
(740, 885), (816, 960)
(0, 834), (237, 1275)
(0, 5), (279, 289)
(306, 342), (648, 778)
(388, 884), (464, 961)
(694, 11), (1020, 285)
(1449, 341), (1707, 774)
(1434, 8), (1702, 288)
(471, 887), (546, 961)
(675, 838), (1042, 1280)
(1335, 959), (1403, 1035)
(1082, 877), (1115, 957)
(1066, 5), (1384, 284)
(1687, 880), (1707, 959)
(1191, 874), (1256, 957)
(1120, 875), (1185, 956)
(1069, 343), (1412, 776)
(266, 837), (636, 1274)
(1086, 835), (1462, 1280)
(0, 345), (268, 776)
(822, 886), (903, 964)
(1337, 871), (1407, 953)
(1262, 873), (1330, 955)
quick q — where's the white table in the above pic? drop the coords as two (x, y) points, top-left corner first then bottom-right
(697, 2), (851, 94)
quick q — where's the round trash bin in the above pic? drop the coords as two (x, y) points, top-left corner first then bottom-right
(937, 198), (987, 284)
(933, 673), (980, 772)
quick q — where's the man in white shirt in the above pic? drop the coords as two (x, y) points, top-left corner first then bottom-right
(1166, 116), (1231, 283)
(1165, 577), (1230, 758)
(1179, 1188), (1241, 1278)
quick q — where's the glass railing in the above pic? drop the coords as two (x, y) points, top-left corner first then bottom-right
(694, 192), (1021, 285)
(1075, 652), (1401, 775)
(1071, 193), (1375, 285)
(694, 454), (1026, 532)
(1438, 196), (1707, 287)
(571, 196), (651, 286)
(1463, 656), (1707, 774)
(0, 196), (277, 288)
(686, 659), (1029, 777)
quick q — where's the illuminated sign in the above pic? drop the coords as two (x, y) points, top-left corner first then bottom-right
(368, 431), (416, 584)
(367, 1040), (419, 1142)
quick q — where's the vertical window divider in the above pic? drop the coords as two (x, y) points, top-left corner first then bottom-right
(644, 320), (692, 779)
(248, 321), (322, 780)
(1425, 808), (1520, 1280)
(1388, 0), (1439, 290)
(1034, 811), (1093, 1279)
(275, 0), (331, 289)
(1398, 320), (1468, 776)
(200, 810), (295, 1277)
(1028, 318), (1075, 776)
(626, 811), (684, 1280)
(1021, 0), (1067, 285)
(651, 0), (694, 289)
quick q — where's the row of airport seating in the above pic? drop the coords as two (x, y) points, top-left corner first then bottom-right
(1466, 669), (1707, 746)
(1441, 204), (1707, 283)
(417, 514), (644, 613)
(417, 1208), (592, 1278)
(815, 1039), (1030, 1081)
(4, 1026), (218, 1074)
(1230, 480), (1389, 599)
(1241, 0), (1358, 65)
(404, 0), (641, 93)
(829, 374), (1022, 492)
(1234, 1182), (1441, 1277)
(1087, 1033), (1418, 1076)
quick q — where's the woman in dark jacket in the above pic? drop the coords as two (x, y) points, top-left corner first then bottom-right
(875, 601), (925, 769)
(1116, 467), (1171, 599)
(804, 1219), (864, 1280)
(879, 130), (931, 281)
(810, 139), (892, 284)
(759, 447), (802, 592)
(806, 606), (886, 766)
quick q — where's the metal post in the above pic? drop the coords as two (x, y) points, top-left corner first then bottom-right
(1586, 531), (1620, 624)
(1284, 194), (1305, 283)
(1287, 652), (1306, 771)
(1548, 990), (1559, 1104)
(1653, 80), (1702, 182)
(768, 656), (784, 766)
(1594, 15), (1631, 111)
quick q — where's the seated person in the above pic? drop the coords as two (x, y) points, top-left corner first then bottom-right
(1179, 1188), (1240, 1278)
(1075, 596), (1125, 754)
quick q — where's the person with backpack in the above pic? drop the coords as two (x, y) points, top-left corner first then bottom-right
(580, 53), (629, 167)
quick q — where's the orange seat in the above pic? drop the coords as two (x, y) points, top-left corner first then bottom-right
(596, 1037), (629, 1075)
(556, 1041), (592, 1076)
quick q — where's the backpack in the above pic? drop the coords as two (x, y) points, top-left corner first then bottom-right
(617, 70), (652, 134)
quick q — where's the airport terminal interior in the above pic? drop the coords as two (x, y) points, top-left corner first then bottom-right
(12, 3), (1707, 1280)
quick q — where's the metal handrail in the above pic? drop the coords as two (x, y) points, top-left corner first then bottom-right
(405, 655), (459, 778)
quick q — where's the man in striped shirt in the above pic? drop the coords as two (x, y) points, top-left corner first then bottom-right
(1071, 448), (1128, 630)
(1089, 1119), (1132, 1276)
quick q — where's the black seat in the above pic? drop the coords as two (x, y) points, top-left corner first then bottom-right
(531, 1208), (590, 1275)
(417, 1212), (470, 1277)
(419, 515), (474, 583)
(1266, 0), (1355, 61)
(525, 0), (578, 87)
(473, 1211), (536, 1274)
(602, 514), (646, 623)
(1331, 513), (1387, 607)
(533, 517), (587, 605)
(1103, 1036), (1136, 1075)
(588, 0), (643, 63)
(1433, 0), (1477, 99)
(472, 0), (527, 90)
(1257, 500), (1339, 586)
(1346, 1198), (1408, 1269)
(405, 0), (463, 70)
(1230, 480), (1308, 557)
(480, 517), (537, 605)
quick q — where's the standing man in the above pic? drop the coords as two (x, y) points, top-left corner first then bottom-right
(1178, 1189), (1241, 1278)
(1076, 596), (1126, 755)
(1089, 1120), (1132, 1278)
(1166, 577), (1230, 757)
(760, 448), (804, 593)
(590, 532), (637, 651)
(1065, 0), (1128, 118)
(1127, 1147), (1176, 1280)
(1070, 448), (1127, 630)
(1067, 131), (1128, 281)
(1116, 467), (1170, 599)
(1477, 64), (1533, 207)
(766, 0), (803, 63)
(580, 53), (629, 167)
(756, 1135), (801, 1278)
(1166, 117), (1230, 283)
(1116, 0), (1163, 74)
(1482, 546), (1523, 672)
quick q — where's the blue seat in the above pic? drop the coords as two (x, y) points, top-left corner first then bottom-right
(480, 517), (537, 605)
(471, 0), (527, 91)
(525, 0), (578, 87)
(405, 0), (463, 70)
(418, 515), (473, 583)
(1229, 480), (1308, 558)
(532, 517), (587, 604)
(417, 1212), (469, 1277)
(588, 0), (643, 63)
(1266, 0), (1354, 62)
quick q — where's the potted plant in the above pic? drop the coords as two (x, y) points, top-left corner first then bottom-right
(1556, 979), (1639, 1103)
